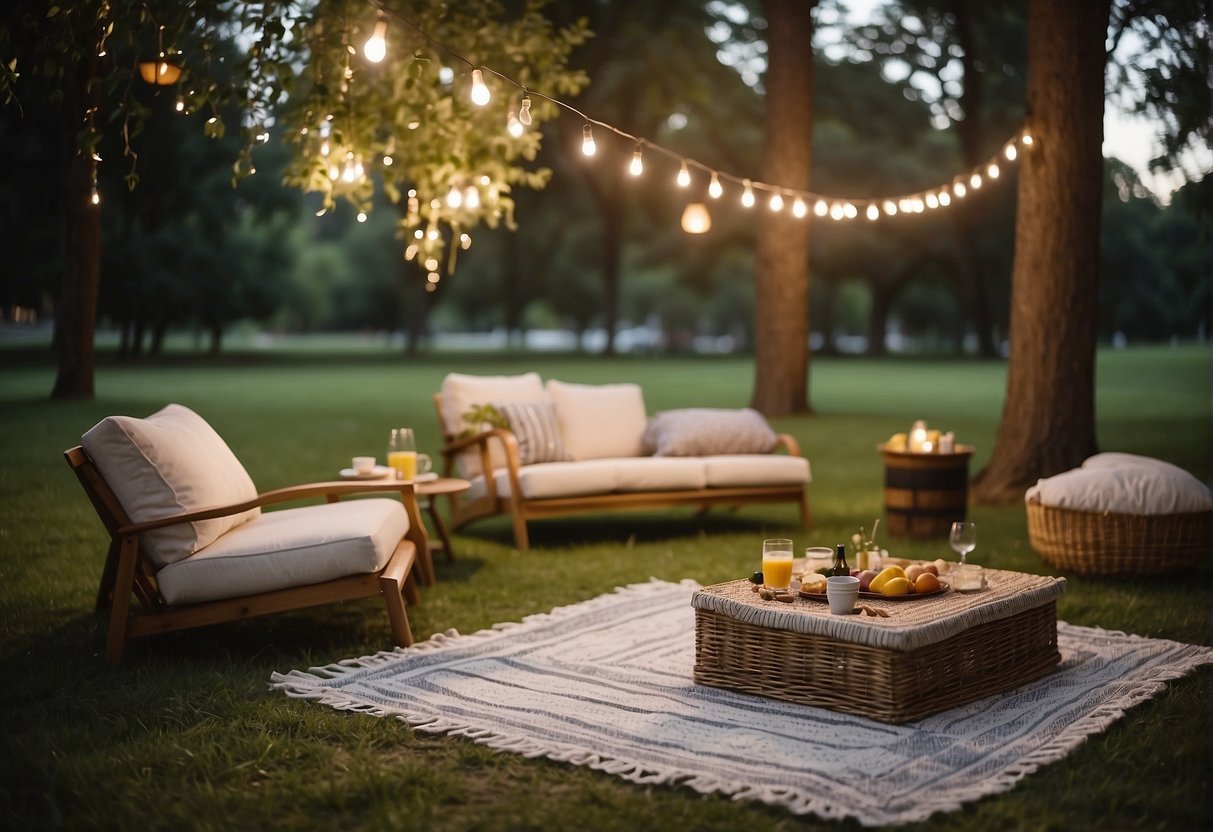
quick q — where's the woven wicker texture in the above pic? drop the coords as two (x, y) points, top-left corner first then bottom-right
(692, 569), (1065, 723)
(1026, 498), (1212, 576)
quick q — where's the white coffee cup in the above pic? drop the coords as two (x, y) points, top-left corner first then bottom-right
(826, 575), (861, 615)
(352, 456), (376, 474)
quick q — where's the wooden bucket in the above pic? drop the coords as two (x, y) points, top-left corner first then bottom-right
(880, 445), (974, 538)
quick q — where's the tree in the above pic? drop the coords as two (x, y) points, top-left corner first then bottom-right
(750, 0), (816, 416)
(970, 0), (1109, 503)
(1, 0), (586, 397)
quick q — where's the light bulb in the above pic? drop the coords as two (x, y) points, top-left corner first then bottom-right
(676, 161), (691, 188)
(383, 155), (393, 166)
(90, 190), (101, 206)
(518, 95), (532, 125)
(866, 204), (880, 220)
(427, 272), (440, 284)
(320, 140), (330, 157)
(829, 203), (844, 220)
(581, 123), (596, 156)
(446, 186), (463, 208)
(363, 16), (388, 63)
(507, 112), (524, 138)
(460, 233), (471, 250)
(629, 147), (644, 176)
(814, 199), (828, 217)
(768, 192), (783, 212)
(741, 180), (755, 208)
(404, 244), (418, 260)
(1004, 144), (1018, 161)
(939, 190), (952, 206)
(883, 200), (898, 216)
(792, 197), (807, 218)
(680, 203), (711, 234)
(970, 172), (983, 189)
(987, 162), (1000, 179)
(357, 211), (368, 223)
(708, 172), (722, 199)
(843, 202), (858, 219)
(1022, 132), (1034, 146)
(175, 99), (184, 112)
(465, 186), (480, 209)
(926, 193), (939, 209)
(954, 181), (967, 198)
(470, 69), (490, 106)
(425, 257), (439, 271)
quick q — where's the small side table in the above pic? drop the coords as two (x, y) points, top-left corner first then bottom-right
(878, 444), (974, 538)
(415, 477), (471, 564)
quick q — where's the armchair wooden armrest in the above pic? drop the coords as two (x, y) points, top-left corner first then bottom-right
(118, 480), (421, 536)
(776, 433), (802, 457)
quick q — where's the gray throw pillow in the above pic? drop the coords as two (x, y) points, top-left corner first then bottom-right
(642, 408), (779, 457)
(497, 401), (569, 465)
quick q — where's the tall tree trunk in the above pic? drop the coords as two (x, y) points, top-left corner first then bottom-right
(971, 0), (1108, 504)
(751, 0), (816, 416)
(952, 0), (997, 358)
(51, 51), (101, 400)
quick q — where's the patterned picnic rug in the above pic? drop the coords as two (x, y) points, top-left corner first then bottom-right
(270, 580), (1213, 826)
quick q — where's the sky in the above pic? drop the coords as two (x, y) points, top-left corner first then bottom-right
(834, 0), (1207, 203)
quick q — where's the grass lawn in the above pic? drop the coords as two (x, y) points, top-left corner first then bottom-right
(1, 344), (1209, 831)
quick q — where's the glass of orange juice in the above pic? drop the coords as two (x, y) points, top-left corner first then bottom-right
(387, 428), (417, 480)
(762, 538), (794, 591)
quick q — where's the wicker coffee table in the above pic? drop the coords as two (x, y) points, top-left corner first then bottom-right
(692, 568), (1066, 724)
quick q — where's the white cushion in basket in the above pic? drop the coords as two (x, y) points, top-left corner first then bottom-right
(81, 404), (260, 568)
(1026, 459), (1213, 516)
(703, 455), (811, 487)
(440, 372), (546, 476)
(546, 380), (647, 460)
(156, 498), (408, 605)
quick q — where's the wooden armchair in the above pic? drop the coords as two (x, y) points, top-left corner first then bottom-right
(66, 405), (430, 663)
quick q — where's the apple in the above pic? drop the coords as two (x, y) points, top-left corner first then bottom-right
(850, 568), (861, 578)
(857, 570), (878, 592)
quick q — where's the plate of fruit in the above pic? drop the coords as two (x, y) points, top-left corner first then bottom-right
(799, 563), (949, 600)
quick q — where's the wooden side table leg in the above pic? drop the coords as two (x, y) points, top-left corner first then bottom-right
(427, 500), (456, 561)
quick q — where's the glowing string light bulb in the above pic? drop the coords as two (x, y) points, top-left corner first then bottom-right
(363, 14), (388, 63)
(866, 204), (880, 220)
(676, 161), (691, 188)
(768, 192), (784, 212)
(507, 112), (524, 138)
(465, 186), (480, 209)
(792, 197), (807, 218)
(446, 185), (463, 208)
(814, 199), (828, 217)
(926, 193), (939, 209)
(581, 123), (596, 156)
(883, 200), (898, 216)
(740, 180), (755, 208)
(1022, 132), (1034, 146)
(357, 211), (368, 223)
(829, 202), (845, 220)
(629, 146), (644, 176)
(518, 95), (532, 125)
(708, 172), (723, 199)
(470, 69), (490, 106)
(1004, 144), (1018, 161)
(953, 181), (967, 198)
(986, 162), (1000, 179)
(970, 172), (983, 189)
(843, 202), (858, 219)
(938, 190), (952, 206)
(90, 190), (101, 206)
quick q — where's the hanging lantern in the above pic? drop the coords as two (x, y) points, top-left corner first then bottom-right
(680, 203), (711, 234)
(138, 58), (182, 85)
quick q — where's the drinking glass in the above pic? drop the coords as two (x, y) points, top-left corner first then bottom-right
(762, 538), (794, 590)
(387, 428), (417, 480)
(949, 521), (976, 564)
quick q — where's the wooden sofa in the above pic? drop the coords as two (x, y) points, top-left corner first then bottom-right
(432, 374), (811, 550)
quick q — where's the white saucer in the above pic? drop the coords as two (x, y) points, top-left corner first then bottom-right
(339, 465), (394, 480)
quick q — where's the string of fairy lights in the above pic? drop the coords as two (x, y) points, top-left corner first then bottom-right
(100, 2), (1034, 245)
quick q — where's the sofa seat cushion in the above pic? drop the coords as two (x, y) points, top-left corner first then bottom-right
(610, 458), (707, 492)
(1026, 457), (1213, 516)
(703, 455), (812, 487)
(82, 403), (260, 568)
(546, 380), (648, 460)
(467, 460), (620, 501)
(155, 498), (408, 605)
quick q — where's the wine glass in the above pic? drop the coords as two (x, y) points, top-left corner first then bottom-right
(949, 521), (976, 564)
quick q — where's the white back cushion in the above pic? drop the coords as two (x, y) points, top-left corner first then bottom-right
(82, 404), (260, 567)
(440, 372), (546, 475)
(546, 380), (647, 460)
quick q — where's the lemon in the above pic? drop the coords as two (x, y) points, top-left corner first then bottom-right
(868, 565), (907, 594)
(881, 577), (914, 596)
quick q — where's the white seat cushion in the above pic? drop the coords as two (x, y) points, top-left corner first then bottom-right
(1026, 461), (1213, 515)
(440, 372), (547, 476)
(610, 458), (707, 491)
(703, 455), (812, 487)
(156, 498), (408, 605)
(81, 404), (260, 567)
(467, 460), (621, 501)
(546, 380), (648, 460)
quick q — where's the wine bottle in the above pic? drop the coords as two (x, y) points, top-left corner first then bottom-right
(831, 543), (850, 577)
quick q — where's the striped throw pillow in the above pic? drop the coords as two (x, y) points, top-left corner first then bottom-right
(497, 401), (569, 465)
